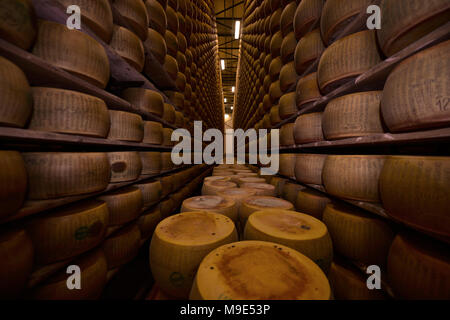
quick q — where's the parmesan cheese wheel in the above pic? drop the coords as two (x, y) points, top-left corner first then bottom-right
(165, 30), (178, 57)
(204, 176), (232, 182)
(240, 183), (276, 197)
(377, 0), (450, 57)
(190, 240), (331, 300)
(163, 103), (176, 124)
(317, 30), (381, 94)
(138, 208), (162, 239)
(216, 188), (257, 213)
(27, 200), (109, 265)
(280, 122), (295, 146)
(32, 21), (110, 89)
(112, 0), (149, 41)
(149, 211), (238, 298)
(270, 106), (281, 126)
(279, 154), (296, 178)
(294, 153), (327, 185)
(280, 1), (297, 36)
(293, 112), (324, 144)
(0, 151), (27, 218)
(294, 29), (324, 76)
(122, 88), (164, 117)
(295, 188), (331, 220)
(98, 187), (143, 226)
(323, 91), (384, 140)
(165, 5), (178, 34)
(23, 152), (110, 199)
(0, 228), (34, 298)
(279, 61), (297, 92)
(29, 87), (110, 138)
(145, 28), (167, 65)
(279, 92), (297, 119)
(293, 0), (324, 40)
(323, 155), (386, 202)
(174, 111), (184, 128)
(145, 0), (167, 35)
(237, 177), (266, 186)
(323, 203), (394, 265)
(296, 72), (321, 108)
(379, 156), (450, 239)
(0, 0), (36, 50)
(202, 180), (237, 196)
(387, 233), (450, 300)
(158, 198), (175, 218)
(32, 249), (107, 300)
(162, 127), (174, 146)
(270, 176), (288, 197)
(380, 41), (450, 132)
(107, 110), (143, 142)
(270, 31), (283, 58)
(281, 182), (305, 205)
(0, 57), (32, 128)
(269, 80), (283, 103)
(240, 196), (293, 227)
(103, 223), (141, 269)
(139, 152), (161, 175)
(244, 209), (333, 272)
(159, 175), (173, 197)
(160, 152), (173, 171)
(181, 195), (238, 222)
(143, 121), (163, 145)
(163, 55), (179, 80)
(110, 25), (145, 72)
(281, 32), (297, 63)
(107, 152), (142, 183)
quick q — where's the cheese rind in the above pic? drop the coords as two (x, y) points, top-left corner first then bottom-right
(97, 187), (143, 226)
(107, 151), (142, 183)
(0, 151), (27, 217)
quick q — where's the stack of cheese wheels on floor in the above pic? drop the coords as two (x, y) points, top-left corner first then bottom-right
(293, 0), (324, 40)
(143, 121), (163, 145)
(103, 223), (141, 269)
(149, 211), (238, 298)
(240, 196), (294, 228)
(181, 196), (238, 222)
(236, 177), (266, 186)
(0, 0), (36, 50)
(122, 88), (164, 117)
(29, 88), (110, 138)
(244, 209), (333, 273)
(202, 180), (237, 195)
(280, 123), (295, 146)
(279, 154), (297, 179)
(377, 0), (450, 57)
(0, 228), (34, 298)
(110, 25), (145, 72)
(379, 156), (450, 240)
(387, 232), (450, 299)
(31, 249), (107, 300)
(294, 28), (324, 75)
(32, 20), (110, 89)
(295, 153), (327, 185)
(139, 152), (161, 175)
(294, 112), (324, 144)
(107, 152), (142, 183)
(112, 0), (149, 42)
(216, 188), (257, 215)
(279, 92), (297, 119)
(0, 57), (33, 128)
(296, 72), (321, 109)
(160, 152), (173, 171)
(381, 41), (450, 132)
(98, 187), (143, 226)
(240, 183), (276, 197)
(270, 176), (288, 197)
(23, 152), (110, 199)
(322, 155), (386, 202)
(190, 240), (331, 300)
(295, 188), (331, 220)
(138, 208), (162, 239)
(0, 151), (27, 218)
(281, 182), (305, 206)
(26, 200), (109, 265)
(135, 180), (162, 207)
(107, 110), (144, 142)
(328, 260), (385, 300)
(323, 203), (394, 266)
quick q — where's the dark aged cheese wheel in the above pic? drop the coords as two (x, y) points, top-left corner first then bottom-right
(0, 0), (36, 50)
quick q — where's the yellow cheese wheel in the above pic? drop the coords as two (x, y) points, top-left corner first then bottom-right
(244, 209), (333, 272)
(103, 223), (141, 269)
(122, 88), (164, 117)
(317, 30), (381, 94)
(138, 207), (161, 239)
(143, 121), (163, 145)
(294, 28), (324, 75)
(240, 196), (293, 227)
(107, 151), (142, 183)
(162, 103), (176, 124)
(293, 112), (324, 144)
(380, 41), (450, 132)
(23, 152), (110, 199)
(0, 0), (36, 50)
(110, 25), (145, 72)
(269, 176), (288, 197)
(323, 91), (384, 140)
(31, 249), (107, 300)
(112, 0), (149, 41)
(181, 195), (238, 222)
(32, 20), (110, 89)
(237, 177), (266, 186)
(107, 110), (143, 142)
(294, 153), (327, 185)
(281, 181), (305, 205)
(27, 200), (109, 265)
(149, 211), (238, 298)
(322, 155), (386, 202)
(29, 87), (110, 138)
(139, 152), (161, 175)
(202, 180), (237, 195)
(240, 183), (276, 197)
(145, 0), (167, 35)
(295, 188), (331, 220)
(293, 0), (324, 40)
(0, 57), (32, 128)
(280, 1), (297, 36)
(0, 228), (34, 298)
(377, 0), (450, 57)
(280, 122), (295, 146)
(144, 28), (167, 65)
(98, 187), (143, 226)
(0, 151), (27, 218)
(216, 188), (257, 212)
(280, 32), (297, 64)
(279, 61), (297, 92)
(323, 203), (394, 265)
(296, 72), (321, 108)
(160, 152), (173, 171)
(190, 240), (331, 300)
(387, 233), (450, 300)
(379, 156), (450, 239)
(279, 92), (297, 119)
(279, 154), (296, 178)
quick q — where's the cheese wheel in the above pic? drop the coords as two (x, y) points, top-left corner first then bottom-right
(145, 0), (167, 35)
(110, 25), (145, 72)
(190, 240), (331, 300)
(317, 30), (381, 94)
(177, 32), (187, 54)
(294, 28), (324, 75)
(144, 28), (167, 65)
(323, 91), (384, 140)
(323, 203), (394, 265)
(269, 80), (283, 103)
(176, 72), (186, 92)
(377, 0), (450, 57)
(32, 249), (107, 300)
(159, 175), (173, 197)
(107, 110), (143, 142)
(216, 188), (257, 213)
(381, 41), (450, 132)
(27, 200), (109, 265)
(107, 151), (142, 183)
(0, 151), (27, 218)
(280, 1), (297, 36)
(237, 177), (266, 186)
(296, 72), (321, 108)
(112, 0), (149, 41)
(280, 122), (295, 146)
(279, 154), (296, 178)
(162, 127), (174, 146)
(240, 196), (293, 227)
(244, 209), (333, 272)
(160, 152), (173, 171)
(138, 208), (162, 239)
(103, 223), (141, 269)
(379, 156), (450, 239)
(279, 61), (297, 92)
(163, 55), (179, 80)
(174, 111), (184, 128)
(270, 106), (281, 126)
(32, 21), (110, 89)
(270, 31), (283, 58)
(294, 153), (327, 185)
(202, 180), (237, 195)
(0, 0), (36, 50)
(0, 57), (32, 128)
(295, 188), (331, 220)
(240, 183), (276, 197)
(281, 32), (297, 64)
(165, 5), (178, 34)
(98, 187), (143, 226)
(387, 233), (450, 300)
(181, 195), (238, 222)
(122, 88), (164, 117)
(279, 92), (297, 119)
(323, 155), (386, 202)
(29, 87), (110, 138)
(139, 152), (161, 175)
(293, 112), (324, 144)
(149, 211), (238, 298)
(23, 152), (110, 199)
(143, 121), (163, 145)
(165, 30), (178, 57)
(163, 103), (176, 124)
(281, 182), (305, 205)
(0, 228), (34, 298)
(204, 176), (232, 182)
(293, 0), (324, 40)
(269, 176), (288, 197)
(158, 198), (175, 219)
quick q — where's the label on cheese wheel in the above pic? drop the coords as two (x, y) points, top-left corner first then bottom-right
(107, 152), (142, 183)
